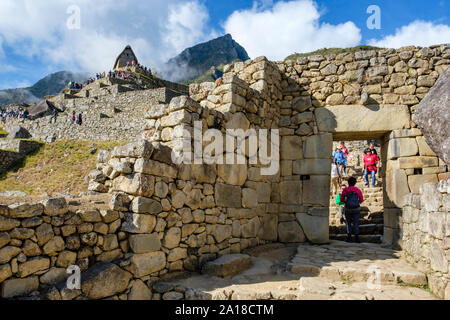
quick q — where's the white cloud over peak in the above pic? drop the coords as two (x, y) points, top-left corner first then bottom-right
(223, 0), (362, 60)
(0, 0), (216, 73)
(368, 20), (450, 48)
(164, 1), (218, 55)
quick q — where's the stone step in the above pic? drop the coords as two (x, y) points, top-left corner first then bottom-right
(329, 234), (382, 243)
(287, 242), (428, 287)
(329, 224), (383, 235)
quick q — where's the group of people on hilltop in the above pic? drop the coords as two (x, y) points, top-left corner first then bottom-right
(331, 141), (381, 243)
(125, 60), (152, 75)
(0, 106), (29, 122)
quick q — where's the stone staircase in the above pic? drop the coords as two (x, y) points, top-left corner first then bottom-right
(153, 242), (435, 300)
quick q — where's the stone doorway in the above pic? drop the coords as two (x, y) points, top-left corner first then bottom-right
(328, 139), (384, 243)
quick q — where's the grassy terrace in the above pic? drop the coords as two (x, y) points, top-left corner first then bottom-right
(0, 140), (124, 195)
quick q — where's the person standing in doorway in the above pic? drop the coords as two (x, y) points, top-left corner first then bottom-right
(331, 159), (341, 195)
(363, 148), (379, 187)
(368, 142), (378, 156)
(340, 141), (349, 175)
(341, 177), (364, 243)
(333, 146), (345, 176)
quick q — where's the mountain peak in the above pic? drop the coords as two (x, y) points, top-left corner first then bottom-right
(165, 34), (250, 82)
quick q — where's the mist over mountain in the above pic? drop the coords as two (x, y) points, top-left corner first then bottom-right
(0, 71), (89, 106)
(164, 34), (250, 82)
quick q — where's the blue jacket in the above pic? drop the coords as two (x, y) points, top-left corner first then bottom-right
(333, 150), (346, 164)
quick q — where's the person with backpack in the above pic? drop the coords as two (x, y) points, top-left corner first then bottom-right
(363, 148), (379, 187)
(340, 177), (364, 243)
(70, 111), (76, 125)
(332, 146), (346, 176)
(77, 113), (83, 126)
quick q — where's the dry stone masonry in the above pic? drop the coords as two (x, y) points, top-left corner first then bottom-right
(0, 44), (449, 300)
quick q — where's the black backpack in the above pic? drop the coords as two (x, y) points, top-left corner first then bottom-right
(345, 191), (360, 209)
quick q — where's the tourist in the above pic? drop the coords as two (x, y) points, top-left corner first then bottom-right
(340, 177), (364, 243)
(368, 142), (378, 156)
(77, 113), (83, 126)
(363, 148), (379, 187)
(331, 158), (341, 195)
(71, 111), (76, 125)
(332, 146), (346, 175)
(335, 184), (346, 224)
(340, 141), (349, 174)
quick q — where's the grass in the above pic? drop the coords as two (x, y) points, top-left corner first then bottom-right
(396, 277), (431, 292)
(0, 127), (7, 135)
(0, 140), (124, 195)
(285, 45), (382, 61)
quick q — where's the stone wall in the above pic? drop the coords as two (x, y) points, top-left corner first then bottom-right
(3, 86), (184, 143)
(402, 180), (449, 299)
(0, 139), (43, 174)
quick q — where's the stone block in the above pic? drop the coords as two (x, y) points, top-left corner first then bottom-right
(215, 184), (241, 208)
(211, 225), (232, 243)
(8, 203), (43, 219)
(420, 183), (442, 212)
(201, 254), (252, 278)
(302, 175), (330, 206)
(19, 257), (50, 277)
(42, 198), (68, 216)
(113, 173), (155, 197)
(134, 158), (177, 179)
(278, 221), (306, 243)
(131, 197), (162, 215)
(256, 182), (271, 203)
(129, 234), (161, 254)
(398, 156), (439, 169)
(416, 136), (437, 156)
(128, 279), (152, 300)
(315, 105), (410, 134)
(387, 138), (418, 160)
(408, 174), (438, 194)
(112, 140), (153, 159)
(218, 164), (247, 186)
(281, 136), (303, 160)
(303, 134), (332, 159)
(81, 262), (133, 299)
(129, 252), (166, 277)
(258, 215), (278, 241)
(280, 181), (302, 204)
(1, 277), (39, 298)
(242, 188), (258, 208)
(121, 213), (156, 234)
(293, 159), (330, 175)
(296, 212), (329, 244)
(385, 169), (410, 207)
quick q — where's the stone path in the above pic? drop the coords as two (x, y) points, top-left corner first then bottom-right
(161, 242), (437, 300)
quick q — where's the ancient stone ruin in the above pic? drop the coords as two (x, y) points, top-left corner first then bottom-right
(0, 44), (449, 300)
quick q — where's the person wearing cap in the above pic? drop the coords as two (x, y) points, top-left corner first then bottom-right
(363, 148), (379, 187)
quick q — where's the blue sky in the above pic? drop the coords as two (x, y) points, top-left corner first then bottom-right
(0, 0), (449, 90)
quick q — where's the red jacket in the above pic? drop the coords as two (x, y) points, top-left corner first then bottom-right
(364, 154), (379, 171)
(341, 186), (364, 208)
(341, 145), (349, 158)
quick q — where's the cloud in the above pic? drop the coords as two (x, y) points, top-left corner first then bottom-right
(368, 20), (450, 48)
(163, 1), (218, 55)
(0, 0), (215, 73)
(223, 0), (361, 60)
